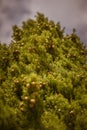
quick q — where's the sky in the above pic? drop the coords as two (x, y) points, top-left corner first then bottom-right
(0, 0), (87, 45)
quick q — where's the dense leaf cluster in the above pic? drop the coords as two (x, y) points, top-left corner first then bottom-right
(0, 13), (87, 130)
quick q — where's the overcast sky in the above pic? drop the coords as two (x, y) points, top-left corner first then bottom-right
(0, 0), (87, 45)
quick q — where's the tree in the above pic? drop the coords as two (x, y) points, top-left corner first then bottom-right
(0, 13), (87, 130)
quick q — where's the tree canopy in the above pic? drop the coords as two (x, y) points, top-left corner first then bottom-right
(0, 13), (87, 130)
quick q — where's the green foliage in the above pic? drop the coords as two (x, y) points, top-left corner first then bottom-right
(0, 13), (87, 130)
(41, 111), (66, 130)
(0, 100), (18, 130)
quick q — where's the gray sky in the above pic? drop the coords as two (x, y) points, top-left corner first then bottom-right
(0, 0), (87, 45)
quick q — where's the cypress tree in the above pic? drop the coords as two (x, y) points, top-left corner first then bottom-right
(0, 13), (87, 130)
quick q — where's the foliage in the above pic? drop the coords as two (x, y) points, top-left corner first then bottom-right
(0, 13), (87, 130)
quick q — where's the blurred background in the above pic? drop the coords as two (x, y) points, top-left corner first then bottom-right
(0, 0), (87, 45)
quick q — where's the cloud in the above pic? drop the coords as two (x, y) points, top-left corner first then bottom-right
(1, 1), (30, 21)
(77, 24), (87, 44)
(79, 0), (87, 11)
(0, 0), (31, 43)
